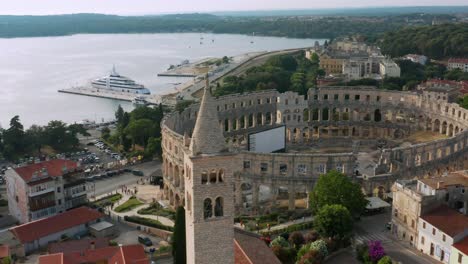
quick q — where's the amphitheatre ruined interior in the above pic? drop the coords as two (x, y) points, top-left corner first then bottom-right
(162, 83), (468, 215)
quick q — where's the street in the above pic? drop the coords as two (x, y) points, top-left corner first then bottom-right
(89, 161), (161, 197)
(354, 211), (439, 264)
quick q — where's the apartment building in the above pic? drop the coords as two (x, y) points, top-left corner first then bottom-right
(5, 159), (88, 224)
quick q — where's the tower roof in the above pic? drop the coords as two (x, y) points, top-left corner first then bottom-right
(189, 75), (227, 155)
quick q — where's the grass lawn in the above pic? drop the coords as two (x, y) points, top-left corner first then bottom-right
(137, 203), (176, 220)
(93, 193), (122, 208)
(114, 196), (144, 213)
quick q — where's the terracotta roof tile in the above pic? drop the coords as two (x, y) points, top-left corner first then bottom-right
(453, 236), (468, 255)
(234, 228), (281, 264)
(449, 58), (468, 64)
(38, 245), (147, 264)
(14, 159), (78, 183)
(11, 207), (104, 243)
(38, 253), (63, 264)
(421, 205), (468, 237)
(419, 171), (468, 190)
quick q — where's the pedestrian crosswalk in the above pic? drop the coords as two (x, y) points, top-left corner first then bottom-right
(354, 232), (392, 245)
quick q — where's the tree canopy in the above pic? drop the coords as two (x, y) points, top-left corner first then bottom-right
(314, 204), (353, 239)
(379, 23), (468, 59)
(172, 206), (186, 264)
(309, 170), (368, 217)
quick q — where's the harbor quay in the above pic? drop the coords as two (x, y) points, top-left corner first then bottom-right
(58, 86), (163, 105)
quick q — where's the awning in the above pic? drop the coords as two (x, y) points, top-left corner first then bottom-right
(366, 197), (391, 210)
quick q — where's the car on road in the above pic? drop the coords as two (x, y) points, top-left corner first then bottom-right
(138, 235), (153, 246)
(132, 170), (144, 176)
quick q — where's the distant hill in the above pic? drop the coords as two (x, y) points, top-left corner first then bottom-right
(0, 10), (465, 39)
(211, 6), (468, 17)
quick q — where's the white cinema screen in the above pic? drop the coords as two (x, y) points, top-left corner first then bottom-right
(248, 126), (286, 153)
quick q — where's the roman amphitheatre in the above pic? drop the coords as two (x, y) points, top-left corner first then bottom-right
(161, 82), (468, 215)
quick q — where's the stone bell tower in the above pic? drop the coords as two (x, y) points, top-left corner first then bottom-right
(184, 75), (236, 264)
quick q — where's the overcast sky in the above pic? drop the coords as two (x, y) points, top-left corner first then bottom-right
(1, 0), (467, 15)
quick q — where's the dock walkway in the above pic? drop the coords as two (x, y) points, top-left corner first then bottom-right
(58, 87), (163, 105)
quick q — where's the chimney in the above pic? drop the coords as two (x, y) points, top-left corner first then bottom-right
(90, 240), (95, 250)
(437, 181), (444, 189)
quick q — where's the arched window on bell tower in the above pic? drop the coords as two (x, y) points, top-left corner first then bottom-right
(215, 197), (224, 217)
(203, 198), (212, 219)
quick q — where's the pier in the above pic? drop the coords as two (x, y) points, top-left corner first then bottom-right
(58, 87), (164, 105)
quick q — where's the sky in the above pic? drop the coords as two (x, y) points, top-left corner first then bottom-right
(0, 0), (467, 15)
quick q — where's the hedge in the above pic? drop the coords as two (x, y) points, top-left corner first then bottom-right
(260, 221), (314, 236)
(124, 215), (174, 232)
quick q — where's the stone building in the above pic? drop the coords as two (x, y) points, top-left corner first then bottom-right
(392, 171), (468, 247)
(448, 58), (468, 73)
(162, 75), (468, 262)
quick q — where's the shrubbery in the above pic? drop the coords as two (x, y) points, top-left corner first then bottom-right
(124, 215), (174, 232)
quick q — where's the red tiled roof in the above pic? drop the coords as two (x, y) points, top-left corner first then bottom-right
(121, 244), (149, 264)
(11, 207), (104, 243)
(454, 236), (468, 256)
(38, 253), (63, 264)
(234, 228), (281, 264)
(449, 58), (468, 64)
(0, 245), (9, 258)
(48, 238), (109, 254)
(38, 245), (148, 264)
(421, 205), (468, 237)
(14, 159), (77, 183)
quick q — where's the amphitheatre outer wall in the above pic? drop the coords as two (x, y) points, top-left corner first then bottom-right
(161, 86), (468, 213)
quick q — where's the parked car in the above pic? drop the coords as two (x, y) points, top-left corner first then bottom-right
(132, 170), (144, 176)
(138, 235), (153, 246)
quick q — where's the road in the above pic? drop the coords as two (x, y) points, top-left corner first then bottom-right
(89, 161), (161, 197)
(354, 211), (439, 264)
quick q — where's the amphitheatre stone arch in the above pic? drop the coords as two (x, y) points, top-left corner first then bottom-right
(161, 86), (468, 214)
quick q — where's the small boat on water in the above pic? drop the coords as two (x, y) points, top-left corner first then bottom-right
(132, 96), (149, 107)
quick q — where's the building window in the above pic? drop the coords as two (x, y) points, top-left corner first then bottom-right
(323, 94), (329, 100)
(243, 161), (251, 169)
(203, 198), (212, 219)
(201, 171), (208, 184)
(209, 170), (217, 184)
(215, 197), (223, 217)
(423, 222), (426, 229)
(57, 187), (61, 193)
(334, 94), (339, 100)
(297, 164), (307, 174)
(58, 199), (62, 205)
(459, 253), (463, 263)
(344, 94), (350, 100)
(432, 228), (436, 235)
(279, 164), (287, 174)
(442, 234), (446, 242)
(355, 94), (360, 101)
(421, 236), (425, 245)
(260, 163), (268, 172)
(218, 170), (224, 183)
(411, 219), (415, 228)
(394, 209), (398, 217)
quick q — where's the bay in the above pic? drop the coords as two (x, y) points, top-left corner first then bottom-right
(0, 33), (322, 127)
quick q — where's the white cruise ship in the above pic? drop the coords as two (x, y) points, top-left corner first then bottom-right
(91, 66), (150, 95)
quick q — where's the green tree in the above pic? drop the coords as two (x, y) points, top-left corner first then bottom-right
(175, 100), (195, 113)
(309, 170), (368, 217)
(172, 206), (186, 264)
(377, 256), (393, 264)
(459, 95), (468, 110)
(124, 119), (155, 148)
(101, 127), (111, 141)
(25, 125), (46, 154)
(115, 104), (125, 124)
(3, 115), (26, 159)
(145, 137), (162, 159)
(314, 204), (353, 238)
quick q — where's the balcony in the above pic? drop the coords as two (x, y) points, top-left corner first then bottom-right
(29, 187), (55, 197)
